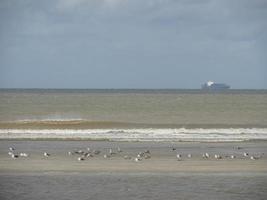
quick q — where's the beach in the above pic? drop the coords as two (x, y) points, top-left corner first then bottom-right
(1, 140), (267, 200)
(1, 140), (266, 173)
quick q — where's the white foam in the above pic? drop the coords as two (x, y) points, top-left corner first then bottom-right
(1, 128), (267, 142)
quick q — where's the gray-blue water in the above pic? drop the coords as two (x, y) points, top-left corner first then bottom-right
(0, 173), (266, 200)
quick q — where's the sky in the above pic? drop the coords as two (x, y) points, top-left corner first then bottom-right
(0, 0), (266, 89)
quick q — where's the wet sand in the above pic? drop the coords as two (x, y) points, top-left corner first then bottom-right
(0, 140), (266, 173)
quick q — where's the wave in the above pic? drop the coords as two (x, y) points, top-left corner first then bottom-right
(1, 120), (266, 129)
(1, 128), (267, 142)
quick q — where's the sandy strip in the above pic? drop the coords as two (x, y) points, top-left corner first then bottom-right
(0, 141), (266, 173)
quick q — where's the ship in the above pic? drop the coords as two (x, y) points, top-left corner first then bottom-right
(201, 81), (230, 90)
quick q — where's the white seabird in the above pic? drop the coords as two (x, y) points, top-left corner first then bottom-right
(104, 154), (110, 158)
(11, 154), (18, 159)
(230, 155), (235, 159)
(202, 153), (209, 159)
(78, 157), (85, 161)
(9, 147), (15, 151)
(124, 155), (131, 160)
(176, 154), (182, 160)
(214, 154), (222, 159)
(243, 152), (249, 157)
(117, 147), (122, 153)
(20, 153), (28, 157)
(86, 153), (93, 158)
(109, 149), (114, 155)
(134, 157), (141, 162)
(250, 156), (258, 160)
(44, 152), (50, 157)
(93, 150), (101, 155)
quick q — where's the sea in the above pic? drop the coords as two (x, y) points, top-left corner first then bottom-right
(0, 89), (267, 142)
(1, 89), (267, 200)
(0, 173), (267, 200)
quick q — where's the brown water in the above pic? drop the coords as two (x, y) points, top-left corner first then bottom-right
(0, 89), (267, 127)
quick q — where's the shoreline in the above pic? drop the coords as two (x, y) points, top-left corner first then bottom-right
(1, 140), (266, 173)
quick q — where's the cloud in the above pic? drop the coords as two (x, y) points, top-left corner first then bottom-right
(0, 0), (266, 88)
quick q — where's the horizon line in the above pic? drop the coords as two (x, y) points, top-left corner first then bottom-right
(0, 87), (267, 90)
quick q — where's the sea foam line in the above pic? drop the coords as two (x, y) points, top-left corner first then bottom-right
(1, 128), (267, 142)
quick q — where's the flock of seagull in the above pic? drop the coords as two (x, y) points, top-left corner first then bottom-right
(6, 146), (263, 162)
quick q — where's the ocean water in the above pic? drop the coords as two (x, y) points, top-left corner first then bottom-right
(0, 173), (267, 200)
(0, 89), (267, 141)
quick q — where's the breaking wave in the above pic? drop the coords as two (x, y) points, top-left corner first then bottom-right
(1, 128), (267, 142)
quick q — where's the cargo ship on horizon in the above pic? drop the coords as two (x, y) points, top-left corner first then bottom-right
(201, 81), (230, 90)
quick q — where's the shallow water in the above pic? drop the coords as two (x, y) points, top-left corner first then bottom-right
(0, 173), (266, 200)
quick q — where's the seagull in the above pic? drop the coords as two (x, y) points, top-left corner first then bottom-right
(144, 150), (150, 154)
(86, 153), (93, 158)
(230, 155), (235, 159)
(202, 153), (209, 159)
(243, 152), (249, 157)
(176, 154), (182, 161)
(77, 150), (84, 154)
(9, 147), (15, 151)
(44, 152), (50, 157)
(124, 155), (131, 160)
(78, 157), (85, 161)
(93, 150), (101, 155)
(117, 147), (122, 153)
(134, 157), (141, 162)
(103, 154), (110, 158)
(19, 153), (28, 157)
(250, 156), (256, 160)
(215, 154), (222, 159)
(187, 154), (192, 158)
(11, 154), (18, 159)
(109, 149), (115, 155)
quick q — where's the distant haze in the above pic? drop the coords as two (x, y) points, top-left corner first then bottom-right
(0, 0), (266, 89)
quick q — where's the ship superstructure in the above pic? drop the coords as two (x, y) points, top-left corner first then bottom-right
(201, 81), (230, 90)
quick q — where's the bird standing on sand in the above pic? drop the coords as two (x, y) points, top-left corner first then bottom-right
(109, 149), (115, 155)
(78, 157), (84, 161)
(202, 153), (209, 159)
(44, 152), (50, 157)
(124, 155), (131, 160)
(243, 152), (249, 157)
(20, 153), (28, 157)
(9, 147), (15, 151)
(104, 154), (110, 158)
(214, 154), (222, 159)
(176, 154), (182, 160)
(11, 154), (19, 159)
(117, 147), (122, 153)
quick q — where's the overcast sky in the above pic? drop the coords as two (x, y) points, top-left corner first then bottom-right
(0, 0), (266, 89)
